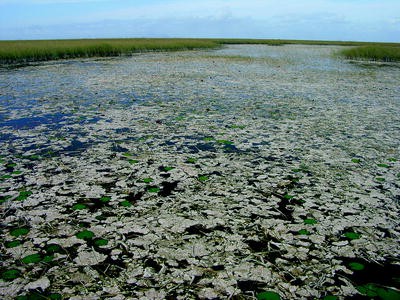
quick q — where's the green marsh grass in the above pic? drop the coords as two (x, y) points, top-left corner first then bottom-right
(0, 38), (219, 64)
(340, 45), (400, 62)
(1, 38), (399, 64)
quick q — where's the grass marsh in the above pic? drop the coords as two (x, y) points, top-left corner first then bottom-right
(340, 45), (400, 62)
(1, 38), (399, 64)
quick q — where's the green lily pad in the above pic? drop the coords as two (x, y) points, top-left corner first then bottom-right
(2, 269), (21, 281)
(377, 163), (389, 168)
(147, 187), (160, 193)
(45, 244), (62, 254)
(22, 253), (42, 264)
(304, 218), (317, 225)
(388, 158), (397, 162)
(1, 175), (12, 179)
(42, 255), (54, 263)
(186, 158), (197, 164)
(283, 194), (294, 200)
(344, 232), (361, 240)
(94, 238), (109, 246)
(162, 166), (174, 171)
(375, 177), (385, 182)
(323, 296), (338, 300)
(6, 163), (17, 168)
(257, 291), (281, 300)
(10, 228), (29, 237)
(357, 283), (400, 300)
(142, 178), (154, 183)
(72, 203), (87, 210)
(15, 190), (33, 201)
(198, 175), (209, 182)
(349, 262), (365, 271)
(216, 139), (234, 145)
(75, 230), (95, 240)
(100, 196), (111, 203)
(230, 125), (246, 129)
(128, 159), (139, 164)
(49, 293), (63, 300)
(5, 240), (22, 248)
(123, 152), (132, 157)
(351, 158), (361, 163)
(298, 229), (311, 235)
(12, 170), (23, 175)
(120, 200), (132, 207)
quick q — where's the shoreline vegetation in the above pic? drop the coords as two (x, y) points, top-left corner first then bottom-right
(0, 38), (399, 64)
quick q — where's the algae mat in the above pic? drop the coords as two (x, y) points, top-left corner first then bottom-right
(1, 45), (400, 299)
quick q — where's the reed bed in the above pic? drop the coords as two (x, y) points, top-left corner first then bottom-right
(1, 38), (399, 64)
(340, 45), (400, 62)
(0, 38), (219, 64)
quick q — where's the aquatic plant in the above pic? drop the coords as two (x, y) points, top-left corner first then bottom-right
(198, 175), (209, 182)
(15, 190), (32, 201)
(94, 238), (109, 246)
(340, 46), (400, 62)
(356, 283), (400, 299)
(21, 253), (42, 264)
(120, 200), (132, 207)
(343, 232), (361, 240)
(147, 187), (160, 193)
(351, 158), (361, 163)
(2, 269), (21, 281)
(72, 203), (87, 210)
(10, 228), (29, 237)
(100, 196), (111, 203)
(349, 262), (365, 271)
(75, 230), (95, 240)
(142, 178), (154, 183)
(5, 240), (22, 248)
(304, 218), (318, 225)
(257, 291), (281, 300)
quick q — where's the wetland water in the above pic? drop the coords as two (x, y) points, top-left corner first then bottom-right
(1, 45), (400, 299)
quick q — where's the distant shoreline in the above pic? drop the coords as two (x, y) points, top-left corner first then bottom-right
(1, 38), (399, 65)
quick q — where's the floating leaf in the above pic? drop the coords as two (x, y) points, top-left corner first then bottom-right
(123, 152), (132, 157)
(388, 158), (397, 162)
(6, 163), (17, 168)
(72, 203), (87, 210)
(344, 232), (361, 240)
(49, 293), (62, 300)
(15, 190), (32, 201)
(75, 230), (95, 240)
(377, 163), (389, 168)
(198, 175), (209, 182)
(230, 125), (246, 129)
(283, 194), (294, 200)
(100, 196), (111, 203)
(147, 187), (160, 193)
(5, 240), (22, 248)
(12, 170), (23, 175)
(94, 238), (109, 246)
(349, 262), (365, 271)
(162, 166), (174, 171)
(120, 201), (132, 207)
(375, 177), (385, 182)
(128, 159), (139, 164)
(45, 244), (62, 254)
(304, 218), (317, 225)
(42, 255), (54, 263)
(2, 269), (21, 281)
(257, 291), (281, 300)
(142, 178), (154, 183)
(216, 139), (234, 145)
(203, 137), (214, 141)
(323, 296), (338, 300)
(10, 228), (29, 237)
(298, 229), (311, 235)
(356, 283), (400, 300)
(22, 253), (42, 264)
(1, 175), (12, 179)
(186, 158), (197, 164)
(351, 158), (361, 163)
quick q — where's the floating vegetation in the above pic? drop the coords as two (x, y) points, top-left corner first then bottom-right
(375, 177), (386, 182)
(10, 228), (30, 237)
(377, 163), (390, 168)
(1, 43), (399, 299)
(1, 269), (21, 281)
(343, 232), (361, 240)
(304, 218), (318, 225)
(356, 284), (400, 299)
(198, 175), (209, 182)
(147, 187), (160, 193)
(257, 291), (281, 300)
(72, 203), (87, 210)
(75, 230), (95, 240)
(21, 253), (42, 264)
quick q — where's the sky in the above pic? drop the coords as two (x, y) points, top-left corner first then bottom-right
(0, 0), (399, 42)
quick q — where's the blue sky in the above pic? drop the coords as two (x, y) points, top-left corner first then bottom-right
(1, 0), (399, 41)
